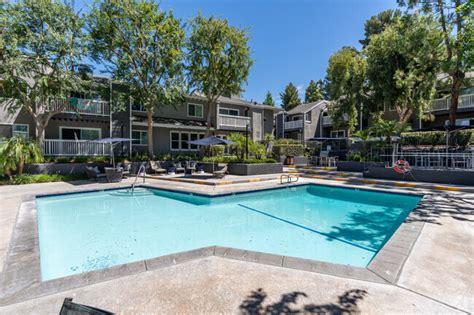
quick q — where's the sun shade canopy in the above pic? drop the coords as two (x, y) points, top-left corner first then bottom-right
(187, 136), (235, 146)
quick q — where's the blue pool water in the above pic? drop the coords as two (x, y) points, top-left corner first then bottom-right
(37, 185), (421, 280)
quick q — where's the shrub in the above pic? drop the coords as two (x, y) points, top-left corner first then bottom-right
(400, 130), (474, 147)
(0, 137), (43, 176)
(9, 173), (88, 185)
(210, 145), (224, 157)
(202, 156), (276, 164)
(346, 151), (364, 162)
(272, 144), (304, 157)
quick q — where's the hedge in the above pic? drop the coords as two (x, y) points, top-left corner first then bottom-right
(272, 144), (305, 157)
(401, 130), (474, 147)
(202, 156), (276, 164)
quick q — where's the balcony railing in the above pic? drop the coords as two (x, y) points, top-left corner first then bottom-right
(217, 114), (251, 129)
(284, 120), (304, 130)
(322, 116), (332, 126)
(43, 139), (110, 156)
(429, 94), (474, 112)
(52, 98), (110, 116)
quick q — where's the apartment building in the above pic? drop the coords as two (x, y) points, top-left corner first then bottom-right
(0, 78), (280, 156)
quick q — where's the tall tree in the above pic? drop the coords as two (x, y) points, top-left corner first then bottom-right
(187, 14), (253, 136)
(365, 13), (444, 124)
(263, 91), (275, 106)
(280, 83), (301, 111)
(304, 80), (323, 103)
(359, 9), (402, 47)
(0, 0), (87, 147)
(326, 47), (367, 135)
(398, 0), (471, 126)
(89, 0), (186, 157)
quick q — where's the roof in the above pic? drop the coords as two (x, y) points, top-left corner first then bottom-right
(286, 100), (330, 115)
(188, 94), (282, 112)
(0, 99), (21, 125)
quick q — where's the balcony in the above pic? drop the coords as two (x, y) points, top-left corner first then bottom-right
(429, 94), (474, 112)
(217, 114), (251, 129)
(284, 120), (304, 130)
(322, 116), (332, 126)
(52, 98), (110, 116)
(43, 139), (110, 156)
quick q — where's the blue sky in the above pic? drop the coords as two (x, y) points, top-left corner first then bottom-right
(78, 0), (399, 105)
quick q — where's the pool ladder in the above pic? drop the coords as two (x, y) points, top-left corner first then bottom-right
(129, 163), (146, 195)
(280, 174), (299, 184)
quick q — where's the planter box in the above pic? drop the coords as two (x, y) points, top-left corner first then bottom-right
(196, 162), (226, 173)
(227, 163), (283, 176)
(364, 166), (474, 186)
(24, 162), (109, 175)
(337, 161), (385, 173)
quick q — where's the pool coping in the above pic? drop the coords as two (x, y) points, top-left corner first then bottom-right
(0, 182), (429, 306)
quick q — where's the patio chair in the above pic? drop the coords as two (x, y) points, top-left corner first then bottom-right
(213, 164), (228, 179)
(104, 167), (123, 183)
(85, 166), (107, 181)
(60, 297), (114, 315)
(149, 161), (166, 174)
(117, 163), (131, 177)
(185, 161), (197, 175)
(171, 161), (185, 173)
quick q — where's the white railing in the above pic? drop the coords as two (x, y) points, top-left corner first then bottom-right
(51, 98), (110, 116)
(322, 116), (333, 126)
(43, 139), (110, 156)
(429, 94), (474, 112)
(284, 120), (304, 130)
(218, 114), (251, 128)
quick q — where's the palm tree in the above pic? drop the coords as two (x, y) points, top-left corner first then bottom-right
(0, 137), (43, 176)
(352, 129), (373, 159)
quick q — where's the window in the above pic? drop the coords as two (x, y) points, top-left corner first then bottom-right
(187, 103), (203, 118)
(170, 131), (204, 151)
(13, 124), (29, 140)
(60, 127), (101, 140)
(132, 103), (145, 112)
(293, 116), (302, 121)
(305, 112), (312, 122)
(132, 130), (147, 145)
(330, 130), (346, 138)
(219, 108), (239, 116)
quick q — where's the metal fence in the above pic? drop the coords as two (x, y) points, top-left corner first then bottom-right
(366, 146), (474, 170)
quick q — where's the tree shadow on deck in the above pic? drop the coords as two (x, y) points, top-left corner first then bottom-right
(239, 288), (367, 314)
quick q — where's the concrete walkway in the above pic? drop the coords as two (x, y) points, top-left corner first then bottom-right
(0, 177), (473, 314)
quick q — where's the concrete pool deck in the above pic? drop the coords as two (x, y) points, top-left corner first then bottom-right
(0, 176), (473, 313)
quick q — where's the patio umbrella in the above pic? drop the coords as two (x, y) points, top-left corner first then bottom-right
(187, 136), (235, 172)
(95, 138), (131, 168)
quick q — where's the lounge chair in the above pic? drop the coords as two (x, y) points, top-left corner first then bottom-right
(117, 163), (131, 177)
(172, 161), (185, 173)
(149, 161), (166, 174)
(213, 164), (228, 179)
(85, 166), (107, 180)
(60, 297), (114, 315)
(185, 161), (197, 175)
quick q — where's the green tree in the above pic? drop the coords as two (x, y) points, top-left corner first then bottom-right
(0, 137), (43, 176)
(304, 80), (323, 103)
(326, 47), (367, 135)
(187, 14), (253, 136)
(372, 119), (408, 144)
(89, 0), (186, 157)
(0, 0), (87, 147)
(359, 9), (402, 47)
(398, 0), (472, 126)
(365, 13), (444, 124)
(263, 91), (275, 106)
(280, 83), (301, 111)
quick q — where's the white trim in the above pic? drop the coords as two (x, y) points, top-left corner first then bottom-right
(187, 103), (204, 118)
(12, 124), (29, 140)
(131, 129), (148, 146)
(219, 107), (240, 116)
(59, 126), (102, 140)
(131, 121), (213, 131)
(169, 130), (205, 151)
(330, 129), (346, 138)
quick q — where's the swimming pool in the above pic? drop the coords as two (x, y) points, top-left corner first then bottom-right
(36, 185), (421, 280)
